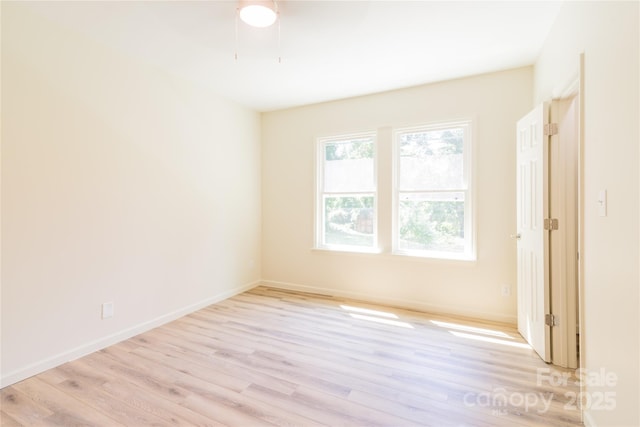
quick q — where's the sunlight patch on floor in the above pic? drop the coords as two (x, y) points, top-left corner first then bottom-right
(348, 313), (415, 329)
(340, 304), (414, 328)
(449, 331), (531, 349)
(430, 320), (513, 339)
(340, 304), (399, 319)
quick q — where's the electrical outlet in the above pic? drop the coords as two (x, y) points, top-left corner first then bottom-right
(102, 302), (114, 319)
(501, 285), (511, 297)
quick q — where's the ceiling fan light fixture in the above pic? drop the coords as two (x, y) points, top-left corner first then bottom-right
(239, 1), (278, 28)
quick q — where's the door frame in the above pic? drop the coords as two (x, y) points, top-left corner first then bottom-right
(549, 94), (579, 368)
(553, 54), (585, 372)
(516, 93), (582, 368)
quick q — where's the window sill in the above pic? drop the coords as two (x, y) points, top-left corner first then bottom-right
(312, 247), (477, 264)
(312, 246), (383, 256)
(391, 250), (477, 264)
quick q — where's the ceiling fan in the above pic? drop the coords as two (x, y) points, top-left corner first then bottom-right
(235, 0), (281, 62)
(238, 0), (279, 28)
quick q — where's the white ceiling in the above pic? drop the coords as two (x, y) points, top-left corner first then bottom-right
(24, 1), (563, 112)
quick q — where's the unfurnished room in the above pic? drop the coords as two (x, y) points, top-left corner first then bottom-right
(1, 1), (638, 426)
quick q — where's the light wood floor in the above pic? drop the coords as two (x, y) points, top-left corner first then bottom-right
(1, 286), (582, 426)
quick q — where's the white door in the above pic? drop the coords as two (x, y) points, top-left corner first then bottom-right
(516, 103), (551, 363)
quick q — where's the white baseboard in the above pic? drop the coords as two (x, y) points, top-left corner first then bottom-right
(260, 280), (517, 325)
(0, 280), (260, 388)
(2, 279), (516, 388)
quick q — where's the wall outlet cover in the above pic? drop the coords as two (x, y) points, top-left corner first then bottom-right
(102, 302), (114, 319)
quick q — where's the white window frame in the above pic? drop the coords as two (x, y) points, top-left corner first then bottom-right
(392, 120), (475, 260)
(315, 132), (378, 253)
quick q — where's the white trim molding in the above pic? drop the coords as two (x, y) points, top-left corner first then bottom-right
(0, 280), (261, 388)
(261, 280), (517, 325)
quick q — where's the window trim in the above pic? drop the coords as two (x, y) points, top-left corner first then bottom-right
(315, 131), (378, 253)
(392, 120), (475, 260)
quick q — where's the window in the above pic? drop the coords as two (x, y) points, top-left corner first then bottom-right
(316, 133), (377, 251)
(394, 122), (473, 259)
(315, 122), (474, 260)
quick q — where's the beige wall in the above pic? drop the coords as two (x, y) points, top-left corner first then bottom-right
(1, 4), (262, 386)
(262, 67), (532, 323)
(534, 2), (639, 426)
(4, 4), (638, 425)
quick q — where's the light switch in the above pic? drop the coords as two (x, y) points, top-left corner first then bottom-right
(597, 190), (607, 217)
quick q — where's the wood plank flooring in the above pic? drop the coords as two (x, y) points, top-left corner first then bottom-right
(1, 286), (583, 426)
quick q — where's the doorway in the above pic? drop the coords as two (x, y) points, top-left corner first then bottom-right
(516, 95), (580, 369)
(549, 95), (580, 369)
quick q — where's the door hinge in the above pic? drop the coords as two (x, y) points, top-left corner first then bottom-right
(544, 123), (558, 136)
(544, 218), (559, 231)
(545, 313), (558, 327)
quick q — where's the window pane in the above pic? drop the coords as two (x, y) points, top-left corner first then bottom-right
(324, 138), (375, 192)
(398, 192), (465, 253)
(324, 195), (374, 247)
(399, 128), (464, 190)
